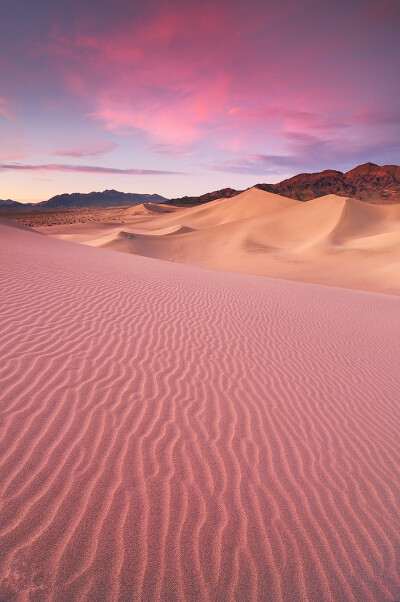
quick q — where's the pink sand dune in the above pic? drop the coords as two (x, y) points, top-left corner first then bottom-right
(0, 219), (399, 601)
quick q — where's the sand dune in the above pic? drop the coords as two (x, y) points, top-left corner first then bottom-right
(0, 219), (400, 600)
(143, 202), (183, 214)
(35, 187), (295, 239)
(134, 187), (297, 232)
(33, 188), (400, 295)
(114, 192), (400, 295)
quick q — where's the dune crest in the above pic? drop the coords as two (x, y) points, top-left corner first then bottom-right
(1, 220), (400, 600)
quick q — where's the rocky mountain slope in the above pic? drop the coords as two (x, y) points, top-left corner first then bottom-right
(169, 163), (400, 206)
(167, 187), (239, 206)
(256, 163), (400, 202)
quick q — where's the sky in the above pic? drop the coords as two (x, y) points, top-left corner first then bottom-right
(0, 0), (399, 202)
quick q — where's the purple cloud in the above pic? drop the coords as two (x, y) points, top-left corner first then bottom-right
(352, 110), (400, 126)
(208, 154), (303, 175)
(0, 163), (182, 175)
(208, 136), (400, 176)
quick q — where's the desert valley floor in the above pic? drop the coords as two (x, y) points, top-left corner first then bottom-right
(0, 189), (400, 601)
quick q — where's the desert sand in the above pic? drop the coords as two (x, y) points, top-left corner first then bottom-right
(31, 188), (400, 295)
(0, 217), (399, 600)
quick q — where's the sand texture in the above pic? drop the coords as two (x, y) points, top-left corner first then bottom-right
(0, 219), (399, 600)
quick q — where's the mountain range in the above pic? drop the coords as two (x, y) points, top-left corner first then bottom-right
(169, 163), (400, 205)
(1, 163), (399, 210)
(169, 163), (400, 206)
(256, 162), (400, 203)
(0, 190), (167, 210)
(0, 199), (25, 209)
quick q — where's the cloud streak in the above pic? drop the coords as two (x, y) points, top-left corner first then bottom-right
(0, 163), (182, 175)
(208, 154), (303, 175)
(208, 137), (400, 176)
(53, 140), (117, 157)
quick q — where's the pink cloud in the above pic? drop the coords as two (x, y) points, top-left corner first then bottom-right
(151, 143), (196, 158)
(0, 98), (15, 121)
(0, 126), (28, 160)
(224, 106), (350, 142)
(38, 4), (249, 145)
(44, 3), (385, 157)
(0, 149), (25, 161)
(53, 140), (117, 157)
(4, 0), (398, 174)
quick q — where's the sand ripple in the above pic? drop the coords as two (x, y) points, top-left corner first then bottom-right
(0, 222), (399, 601)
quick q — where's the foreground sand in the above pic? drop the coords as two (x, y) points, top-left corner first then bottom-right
(0, 219), (400, 601)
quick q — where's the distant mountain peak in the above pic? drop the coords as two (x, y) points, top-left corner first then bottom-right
(256, 162), (400, 203)
(354, 162), (379, 169)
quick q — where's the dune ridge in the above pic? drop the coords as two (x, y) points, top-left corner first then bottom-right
(0, 220), (400, 600)
(111, 193), (400, 295)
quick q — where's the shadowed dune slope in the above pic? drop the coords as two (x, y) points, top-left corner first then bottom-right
(0, 220), (400, 601)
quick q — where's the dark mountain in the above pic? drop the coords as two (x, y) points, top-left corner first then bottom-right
(36, 189), (168, 209)
(0, 190), (168, 211)
(256, 163), (400, 203)
(256, 169), (352, 200)
(167, 187), (240, 206)
(0, 199), (26, 209)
